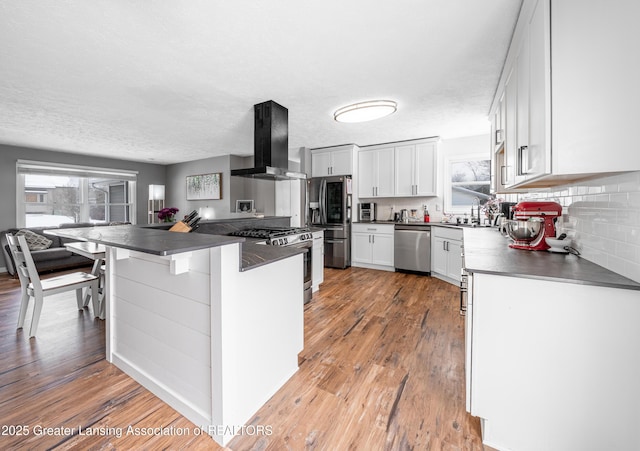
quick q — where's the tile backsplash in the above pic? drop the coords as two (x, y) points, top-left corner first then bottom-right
(525, 171), (640, 282)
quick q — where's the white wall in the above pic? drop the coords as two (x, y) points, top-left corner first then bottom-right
(523, 171), (640, 282)
(166, 155), (232, 220)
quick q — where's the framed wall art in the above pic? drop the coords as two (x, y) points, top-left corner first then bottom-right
(186, 173), (222, 200)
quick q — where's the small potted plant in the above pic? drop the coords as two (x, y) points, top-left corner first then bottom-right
(158, 207), (179, 223)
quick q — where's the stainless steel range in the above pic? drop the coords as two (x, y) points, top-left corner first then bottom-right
(230, 227), (313, 303)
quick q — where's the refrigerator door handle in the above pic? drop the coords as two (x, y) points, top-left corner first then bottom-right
(320, 179), (327, 224)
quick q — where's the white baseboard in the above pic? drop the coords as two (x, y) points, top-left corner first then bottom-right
(351, 262), (395, 272)
(0, 266), (7, 274)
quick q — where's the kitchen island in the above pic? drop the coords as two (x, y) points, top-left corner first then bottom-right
(46, 225), (305, 446)
(462, 227), (640, 451)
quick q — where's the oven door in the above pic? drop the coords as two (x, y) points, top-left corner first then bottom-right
(289, 240), (312, 304)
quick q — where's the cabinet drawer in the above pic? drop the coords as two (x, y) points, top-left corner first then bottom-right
(432, 226), (463, 241)
(352, 223), (394, 235)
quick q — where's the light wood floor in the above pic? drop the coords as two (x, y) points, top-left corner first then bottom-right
(0, 267), (485, 450)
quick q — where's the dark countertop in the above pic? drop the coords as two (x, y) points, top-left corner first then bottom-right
(240, 240), (307, 271)
(46, 225), (243, 256)
(463, 227), (640, 291)
(45, 224), (305, 272)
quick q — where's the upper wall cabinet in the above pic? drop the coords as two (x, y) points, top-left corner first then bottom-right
(489, 0), (640, 191)
(358, 147), (394, 197)
(358, 138), (438, 199)
(490, 92), (506, 153)
(311, 145), (355, 177)
(395, 142), (437, 196)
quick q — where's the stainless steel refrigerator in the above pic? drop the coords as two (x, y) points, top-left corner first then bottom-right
(308, 175), (352, 268)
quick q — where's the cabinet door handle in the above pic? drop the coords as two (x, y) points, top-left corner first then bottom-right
(443, 241), (446, 251)
(372, 235), (375, 244)
(445, 241), (449, 251)
(518, 145), (529, 175)
(373, 187), (375, 196)
(368, 235), (371, 243)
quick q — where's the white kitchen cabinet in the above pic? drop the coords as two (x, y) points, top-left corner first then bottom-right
(488, 0), (551, 188)
(311, 145), (354, 177)
(312, 230), (324, 292)
(489, 0), (640, 190)
(357, 147), (394, 198)
(351, 223), (394, 271)
(490, 92), (505, 153)
(358, 138), (437, 199)
(503, 67), (518, 188)
(431, 227), (463, 285)
(394, 142), (437, 197)
(467, 272), (640, 450)
(490, 93), (507, 193)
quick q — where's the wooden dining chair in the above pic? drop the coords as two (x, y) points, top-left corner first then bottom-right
(6, 234), (100, 338)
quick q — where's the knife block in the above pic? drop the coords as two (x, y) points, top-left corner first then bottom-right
(168, 221), (192, 233)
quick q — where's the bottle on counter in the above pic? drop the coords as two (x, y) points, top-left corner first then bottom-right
(423, 207), (430, 223)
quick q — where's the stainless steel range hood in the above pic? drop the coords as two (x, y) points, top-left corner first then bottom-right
(231, 100), (307, 180)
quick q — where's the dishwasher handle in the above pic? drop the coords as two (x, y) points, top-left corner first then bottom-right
(394, 224), (431, 231)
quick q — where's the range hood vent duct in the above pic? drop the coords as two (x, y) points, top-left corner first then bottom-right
(230, 100), (306, 180)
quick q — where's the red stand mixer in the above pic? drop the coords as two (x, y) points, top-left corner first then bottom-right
(506, 201), (563, 251)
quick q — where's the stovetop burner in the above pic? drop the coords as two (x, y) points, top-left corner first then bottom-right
(229, 227), (313, 246)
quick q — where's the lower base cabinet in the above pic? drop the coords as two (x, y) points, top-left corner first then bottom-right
(352, 223), (394, 271)
(431, 227), (463, 285)
(467, 272), (640, 451)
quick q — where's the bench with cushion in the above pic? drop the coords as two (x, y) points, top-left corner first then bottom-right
(1, 223), (109, 277)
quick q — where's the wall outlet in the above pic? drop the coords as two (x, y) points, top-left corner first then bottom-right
(435, 204), (441, 211)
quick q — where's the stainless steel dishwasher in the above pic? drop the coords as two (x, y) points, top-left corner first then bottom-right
(394, 224), (431, 274)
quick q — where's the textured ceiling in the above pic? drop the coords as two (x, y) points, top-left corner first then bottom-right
(0, 0), (522, 165)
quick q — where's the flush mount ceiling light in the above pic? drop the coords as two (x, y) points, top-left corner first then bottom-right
(334, 100), (397, 123)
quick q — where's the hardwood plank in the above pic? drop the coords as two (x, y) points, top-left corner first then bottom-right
(0, 267), (485, 450)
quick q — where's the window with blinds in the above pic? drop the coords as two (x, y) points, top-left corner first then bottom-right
(16, 160), (137, 228)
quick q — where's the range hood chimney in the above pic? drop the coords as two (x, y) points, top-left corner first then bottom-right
(230, 100), (306, 180)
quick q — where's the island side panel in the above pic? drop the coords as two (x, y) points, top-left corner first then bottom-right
(210, 244), (303, 446)
(107, 246), (214, 428)
(471, 273), (640, 451)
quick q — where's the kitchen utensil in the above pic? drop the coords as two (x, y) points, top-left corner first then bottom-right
(400, 209), (408, 223)
(545, 237), (570, 253)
